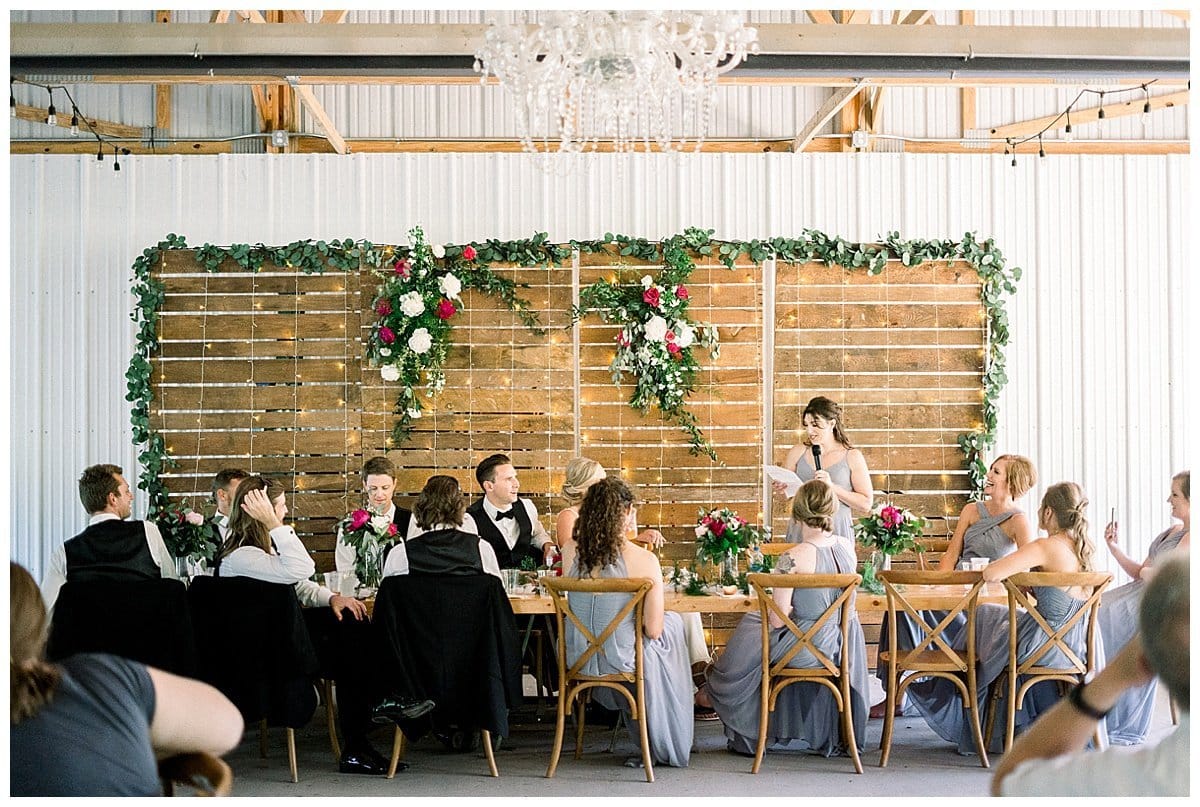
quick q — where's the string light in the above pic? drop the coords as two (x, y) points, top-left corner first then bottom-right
(1001, 80), (1158, 163)
(9, 80), (15, 118)
(44, 87), (56, 126)
(1038, 134), (1045, 159)
(1063, 109), (1072, 142)
(69, 108), (79, 136)
(1096, 91), (1105, 119)
(1142, 84), (1152, 124)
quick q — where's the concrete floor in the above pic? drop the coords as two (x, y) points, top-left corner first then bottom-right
(225, 687), (1177, 797)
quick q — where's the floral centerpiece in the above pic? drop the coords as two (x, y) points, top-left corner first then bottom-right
(694, 507), (768, 585)
(155, 502), (220, 566)
(338, 508), (398, 590)
(853, 504), (925, 593)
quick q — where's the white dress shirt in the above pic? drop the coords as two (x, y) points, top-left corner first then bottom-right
(481, 497), (551, 552)
(219, 524), (334, 608)
(381, 522), (502, 580)
(41, 512), (178, 610)
(335, 502), (478, 572)
(1000, 713), (1189, 796)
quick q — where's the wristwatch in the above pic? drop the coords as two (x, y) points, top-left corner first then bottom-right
(1068, 683), (1112, 720)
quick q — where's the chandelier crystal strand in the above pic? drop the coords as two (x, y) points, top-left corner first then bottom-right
(476, 11), (757, 161)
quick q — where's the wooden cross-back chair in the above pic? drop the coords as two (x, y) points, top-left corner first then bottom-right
(158, 752), (233, 797)
(543, 576), (655, 783)
(983, 571), (1111, 753)
(746, 572), (864, 775)
(877, 569), (990, 768)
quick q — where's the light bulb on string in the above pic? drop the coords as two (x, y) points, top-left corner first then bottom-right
(113, 145), (121, 172)
(9, 80), (15, 118)
(1142, 85), (1152, 125)
(96, 141), (104, 161)
(1063, 108), (1073, 142)
(1038, 134), (1045, 158)
(70, 109), (79, 136)
(45, 88), (56, 126)
(1097, 91), (1105, 120)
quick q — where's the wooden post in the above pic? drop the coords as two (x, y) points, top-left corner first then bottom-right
(155, 10), (171, 132)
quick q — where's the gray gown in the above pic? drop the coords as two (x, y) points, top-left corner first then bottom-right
(1097, 526), (1188, 745)
(786, 452), (854, 541)
(704, 541), (869, 757)
(563, 556), (693, 767)
(908, 584), (1105, 754)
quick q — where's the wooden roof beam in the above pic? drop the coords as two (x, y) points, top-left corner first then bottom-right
(291, 82), (347, 154)
(14, 103), (142, 138)
(807, 11), (838, 25)
(989, 89), (1189, 138)
(319, 11), (350, 25)
(792, 80), (865, 152)
(843, 11), (872, 25)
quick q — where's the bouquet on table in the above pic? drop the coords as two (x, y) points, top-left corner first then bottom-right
(339, 508), (398, 590)
(155, 502), (220, 568)
(853, 503), (925, 594)
(694, 508), (768, 587)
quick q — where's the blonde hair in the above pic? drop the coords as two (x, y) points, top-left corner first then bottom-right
(1040, 481), (1095, 572)
(993, 454), (1038, 499)
(792, 479), (837, 533)
(11, 562), (60, 724)
(561, 457), (606, 506)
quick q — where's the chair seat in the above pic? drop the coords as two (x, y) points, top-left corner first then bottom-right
(879, 648), (968, 673)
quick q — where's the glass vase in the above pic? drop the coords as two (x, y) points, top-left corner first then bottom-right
(720, 550), (739, 587)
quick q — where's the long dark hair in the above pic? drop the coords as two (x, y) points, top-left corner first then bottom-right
(219, 475), (286, 559)
(573, 477), (636, 576)
(803, 396), (854, 449)
(11, 562), (60, 724)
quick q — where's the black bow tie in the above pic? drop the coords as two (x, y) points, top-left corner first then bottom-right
(495, 509), (516, 521)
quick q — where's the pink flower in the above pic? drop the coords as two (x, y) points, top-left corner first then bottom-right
(642, 287), (661, 307)
(880, 506), (902, 529)
(435, 299), (457, 320)
(378, 326), (396, 344)
(394, 259), (411, 277)
(387, 523), (398, 537)
(616, 330), (631, 348)
(375, 299), (392, 316)
(665, 329), (676, 343)
(185, 511), (205, 526)
(666, 341), (681, 356)
(710, 520), (726, 537)
(462, 245), (477, 261)
(349, 509), (371, 531)
(675, 285), (689, 300)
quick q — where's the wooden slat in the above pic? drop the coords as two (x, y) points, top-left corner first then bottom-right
(989, 90), (1189, 139)
(13, 104), (141, 138)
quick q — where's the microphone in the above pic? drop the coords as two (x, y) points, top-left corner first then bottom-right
(812, 444), (822, 471)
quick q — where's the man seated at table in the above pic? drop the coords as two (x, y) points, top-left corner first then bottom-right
(41, 463), (178, 610)
(382, 475), (501, 579)
(211, 467), (249, 541)
(466, 453), (556, 570)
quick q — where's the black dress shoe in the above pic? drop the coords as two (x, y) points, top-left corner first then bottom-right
(338, 749), (387, 776)
(371, 697), (437, 724)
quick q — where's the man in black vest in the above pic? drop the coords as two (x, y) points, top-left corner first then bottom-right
(335, 456), (414, 577)
(41, 463), (179, 610)
(465, 454), (557, 570)
(210, 467), (249, 542)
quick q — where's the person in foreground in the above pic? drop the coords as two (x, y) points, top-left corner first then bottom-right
(10, 562), (243, 796)
(560, 477), (693, 767)
(992, 552), (1189, 796)
(698, 480), (869, 758)
(1097, 470), (1189, 744)
(381, 474), (502, 578)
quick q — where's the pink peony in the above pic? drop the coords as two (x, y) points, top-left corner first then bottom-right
(675, 285), (689, 300)
(185, 510), (205, 526)
(378, 326), (396, 344)
(709, 520), (726, 537)
(880, 506), (902, 529)
(375, 299), (392, 316)
(462, 245), (477, 261)
(642, 287), (661, 307)
(388, 523), (398, 537)
(394, 259), (411, 277)
(666, 341), (681, 356)
(616, 331), (631, 348)
(435, 299), (457, 320)
(664, 329), (676, 343)
(349, 509), (371, 531)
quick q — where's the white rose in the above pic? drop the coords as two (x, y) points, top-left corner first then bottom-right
(399, 292), (424, 317)
(643, 315), (668, 342)
(408, 327), (432, 354)
(439, 272), (462, 299)
(379, 347), (392, 357)
(380, 364), (400, 382)
(406, 408), (422, 419)
(431, 243), (446, 259)
(673, 322), (695, 348)
(641, 275), (653, 289)
(370, 513), (391, 534)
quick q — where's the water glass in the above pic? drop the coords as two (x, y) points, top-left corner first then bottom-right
(323, 571), (342, 593)
(502, 568), (521, 593)
(339, 572), (359, 597)
(970, 557), (990, 572)
(175, 556), (192, 582)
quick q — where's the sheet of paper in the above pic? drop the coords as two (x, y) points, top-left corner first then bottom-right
(764, 464), (803, 498)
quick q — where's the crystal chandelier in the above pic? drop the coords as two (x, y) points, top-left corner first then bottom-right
(475, 11), (759, 157)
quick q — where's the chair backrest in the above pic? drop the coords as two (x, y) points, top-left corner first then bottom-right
(878, 569), (986, 671)
(47, 578), (197, 677)
(374, 573), (523, 737)
(186, 575), (318, 728)
(747, 572), (860, 677)
(543, 576), (652, 683)
(158, 752), (233, 797)
(1002, 571), (1111, 676)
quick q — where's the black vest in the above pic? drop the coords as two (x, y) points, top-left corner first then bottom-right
(466, 498), (539, 570)
(392, 506), (413, 540)
(405, 528), (485, 576)
(64, 519), (160, 584)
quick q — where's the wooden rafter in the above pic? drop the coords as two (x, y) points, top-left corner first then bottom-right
(14, 104), (142, 138)
(793, 81), (865, 152)
(843, 11), (872, 25)
(899, 10), (935, 26)
(960, 10), (976, 136)
(989, 90), (1189, 139)
(292, 83), (347, 154)
(210, 11), (230, 24)
(1162, 10), (1189, 22)
(806, 10), (837, 25)
(319, 10), (350, 24)
(154, 10), (171, 132)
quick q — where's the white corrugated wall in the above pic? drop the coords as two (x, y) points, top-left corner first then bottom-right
(8, 152), (1194, 587)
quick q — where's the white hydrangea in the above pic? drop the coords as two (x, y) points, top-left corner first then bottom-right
(431, 243), (446, 259)
(643, 315), (668, 342)
(673, 322), (695, 348)
(438, 272), (462, 299)
(399, 291), (424, 317)
(640, 275), (653, 289)
(379, 347), (392, 357)
(380, 364), (400, 382)
(408, 327), (432, 354)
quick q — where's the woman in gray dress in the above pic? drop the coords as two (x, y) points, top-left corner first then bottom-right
(1097, 470), (1189, 744)
(560, 477), (693, 768)
(698, 480), (869, 758)
(773, 397), (873, 542)
(908, 481), (1104, 754)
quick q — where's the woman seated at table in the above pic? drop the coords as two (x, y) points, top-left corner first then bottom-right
(697, 480), (869, 758)
(382, 475), (502, 579)
(1097, 469), (1189, 745)
(561, 477), (693, 768)
(10, 562), (243, 796)
(908, 480), (1104, 754)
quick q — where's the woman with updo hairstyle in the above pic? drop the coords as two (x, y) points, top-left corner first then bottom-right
(697, 480), (869, 759)
(1098, 470), (1189, 744)
(556, 457), (664, 552)
(560, 477), (693, 768)
(909, 481), (1105, 754)
(10, 562), (242, 796)
(774, 396), (873, 542)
